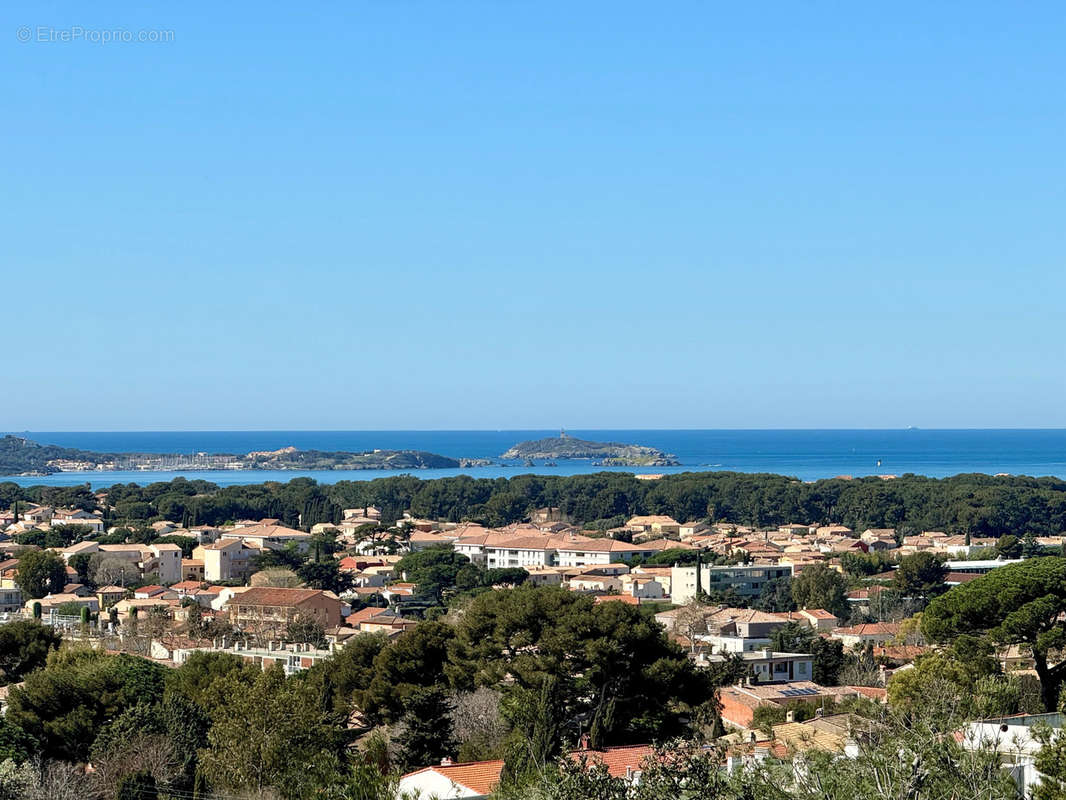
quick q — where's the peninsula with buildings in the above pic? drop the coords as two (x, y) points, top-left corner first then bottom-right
(0, 435), (475, 475)
(502, 432), (680, 466)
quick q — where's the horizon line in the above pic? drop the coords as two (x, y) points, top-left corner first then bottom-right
(8, 427), (1066, 434)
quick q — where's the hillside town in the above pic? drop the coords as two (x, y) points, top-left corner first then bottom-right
(1, 490), (1063, 798)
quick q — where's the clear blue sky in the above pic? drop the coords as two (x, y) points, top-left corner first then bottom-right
(3, 2), (1064, 430)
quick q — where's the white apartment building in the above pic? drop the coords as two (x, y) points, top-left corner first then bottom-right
(701, 650), (814, 683)
(671, 564), (793, 604)
(61, 541), (182, 584)
(555, 539), (655, 567)
(219, 523), (311, 553)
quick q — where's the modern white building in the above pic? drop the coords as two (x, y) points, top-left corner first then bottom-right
(671, 564), (793, 604)
(942, 558), (1024, 574)
(700, 649), (814, 683)
(960, 713), (1064, 796)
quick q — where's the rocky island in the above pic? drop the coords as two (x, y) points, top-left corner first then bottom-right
(501, 433), (680, 466)
(0, 435), (465, 475)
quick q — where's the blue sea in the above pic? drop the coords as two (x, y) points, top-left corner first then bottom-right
(5, 430), (1066, 488)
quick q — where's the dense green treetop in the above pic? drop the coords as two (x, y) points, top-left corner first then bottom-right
(893, 551), (948, 602)
(14, 551), (67, 600)
(6, 648), (168, 761)
(923, 557), (1066, 709)
(0, 621), (61, 685)
(7, 469), (1066, 535)
(790, 562), (849, 618)
(448, 585), (711, 745)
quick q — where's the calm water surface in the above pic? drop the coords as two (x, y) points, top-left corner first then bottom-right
(5, 429), (1066, 488)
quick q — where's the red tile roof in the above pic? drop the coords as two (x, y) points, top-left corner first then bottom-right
(571, 744), (656, 777)
(849, 685), (888, 701)
(799, 608), (838, 619)
(403, 744), (657, 794)
(833, 622), (900, 636)
(345, 607), (386, 625)
(408, 760), (504, 795)
(230, 587), (324, 607)
(170, 580), (206, 592)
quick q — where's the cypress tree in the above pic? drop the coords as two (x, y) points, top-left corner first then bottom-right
(694, 550), (704, 600)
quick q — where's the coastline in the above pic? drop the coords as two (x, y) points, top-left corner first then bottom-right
(4, 429), (1066, 488)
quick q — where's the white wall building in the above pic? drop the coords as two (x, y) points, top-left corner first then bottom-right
(672, 564), (793, 604)
(961, 713), (1063, 796)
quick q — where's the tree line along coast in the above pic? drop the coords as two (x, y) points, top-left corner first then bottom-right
(3, 470), (1066, 798)
(4, 468), (1065, 534)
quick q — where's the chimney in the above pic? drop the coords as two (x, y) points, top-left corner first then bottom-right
(785, 710), (796, 723)
(578, 733), (591, 751)
(440, 757), (453, 766)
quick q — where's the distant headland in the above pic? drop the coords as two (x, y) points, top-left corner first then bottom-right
(0, 435), (486, 476)
(501, 432), (680, 466)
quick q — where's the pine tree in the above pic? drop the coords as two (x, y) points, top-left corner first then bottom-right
(395, 686), (456, 771)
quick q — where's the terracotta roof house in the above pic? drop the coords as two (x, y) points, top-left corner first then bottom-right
(0, 559), (20, 589)
(408, 531), (460, 551)
(356, 611), (419, 637)
(26, 593), (100, 615)
(193, 538), (259, 582)
(399, 744), (657, 799)
(227, 587), (343, 638)
(182, 558), (205, 581)
(718, 682), (870, 729)
(555, 538), (658, 567)
(831, 622), (901, 648)
(60, 541), (182, 584)
(219, 524), (311, 552)
(96, 585), (128, 608)
(625, 515), (681, 534)
(399, 759), (505, 798)
(637, 538), (695, 551)
(344, 606), (384, 627)
(795, 608), (839, 631)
